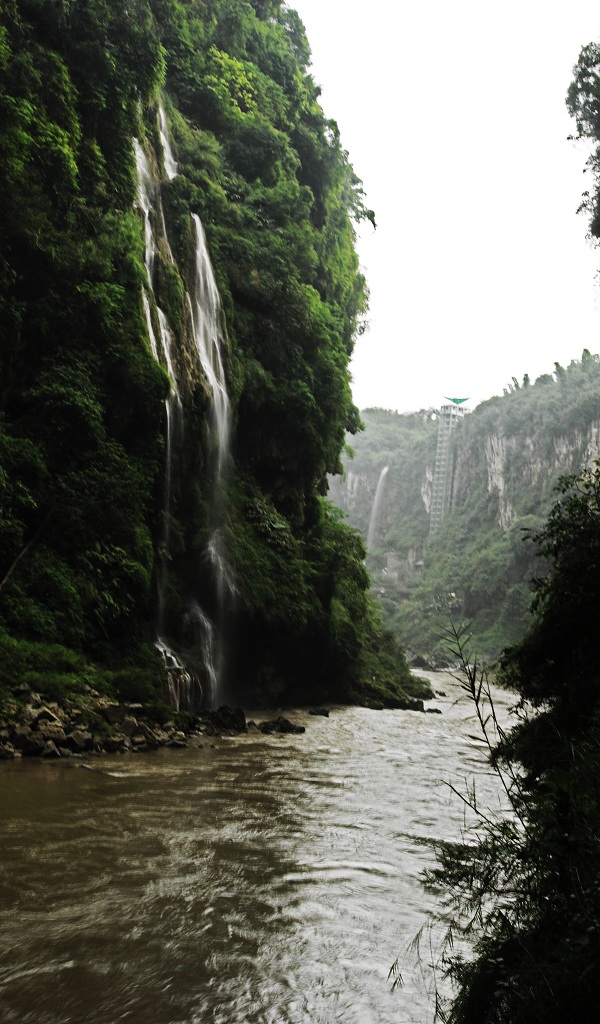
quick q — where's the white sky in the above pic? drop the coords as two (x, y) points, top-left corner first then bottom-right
(291, 0), (600, 413)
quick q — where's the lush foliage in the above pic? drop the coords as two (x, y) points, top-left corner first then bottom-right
(332, 355), (600, 662)
(0, 0), (415, 708)
(431, 465), (600, 1023)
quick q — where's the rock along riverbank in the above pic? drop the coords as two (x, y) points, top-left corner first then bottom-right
(0, 686), (314, 761)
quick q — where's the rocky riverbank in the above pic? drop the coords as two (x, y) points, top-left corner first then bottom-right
(0, 686), (307, 761)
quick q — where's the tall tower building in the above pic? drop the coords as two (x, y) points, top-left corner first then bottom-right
(429, 398), (468, 533)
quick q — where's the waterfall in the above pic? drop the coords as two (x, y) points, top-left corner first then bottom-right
(155, 639), (193, 712)
(135, 130), (191, 708)
(158, 106), (178, 181)
(134, 112), (233, 710)
(367, 466), (389, 549)
(188, 213), (234, 706)
(134, 139), (157, 288)
(188, 214), (230, 480)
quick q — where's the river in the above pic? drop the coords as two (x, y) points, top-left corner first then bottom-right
(0, 671), (513, 1024)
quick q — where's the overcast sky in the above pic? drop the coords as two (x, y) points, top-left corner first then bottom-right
(291, 0), (600, 413)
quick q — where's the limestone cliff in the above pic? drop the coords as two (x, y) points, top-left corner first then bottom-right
(332, 356), (600, 661)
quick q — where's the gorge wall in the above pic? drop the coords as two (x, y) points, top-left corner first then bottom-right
(0, 0), (421, 713)
(331, 355), (600, 661)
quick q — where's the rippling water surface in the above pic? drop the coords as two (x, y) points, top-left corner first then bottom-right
(0, 672), (513, 1024)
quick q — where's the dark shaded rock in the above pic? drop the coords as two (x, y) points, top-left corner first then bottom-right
(65, 729), (93, 753)
(100, 703), (127, 726)
(104, 734), (127, 753)
(41, 740), (61, 758)
(394, 698), (425, 712)
(39, 723), (67, 744)
(166, 731), (187, 748)
(309, 707), (329, 717)
(33, 706), (61, 726)
(259, 716), (305, 735)
(410, 655), (433, 670)
(0, 742), (15, 759)
(426, 708), (443, 714)
(11, 724), (33, 750)
(201, 706), (247, 732)
(121, 716), (138, 736)
(22, 731), (47, 756)
(137, 723), (160, 749)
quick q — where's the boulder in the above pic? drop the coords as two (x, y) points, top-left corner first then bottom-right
(22, 731), (47, 756)
(394, 698), (425, 712)
(167, 731), (187, 748)
(259, 716), (305, 735)
(41, 740), (61, 758)
(104, 734), (127, 753)
(64, 729), (93, 753)
(309, 707), (329, 717)
(201, 706), (246, 732)
(33, 706), (61, 726)
(100, 703), (127, 726)
(11, 724), (33, 750)
(39, 723), (67, 744)
(0, 742), (15, 759)
(126, 703), (144, 714)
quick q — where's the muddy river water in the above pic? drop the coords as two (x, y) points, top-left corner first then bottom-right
(0, 671), (513, 1024)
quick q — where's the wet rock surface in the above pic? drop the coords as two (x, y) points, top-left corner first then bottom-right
(258, 716), (306, 735)
(0, 694), (264, 760)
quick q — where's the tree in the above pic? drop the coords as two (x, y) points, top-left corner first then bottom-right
(431, 464), (600, 1024)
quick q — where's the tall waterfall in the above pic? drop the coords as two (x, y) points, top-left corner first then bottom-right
(134, 137), (181, 636)
(188, 213), (234, 705)
(367, 466), (389, 549)
(134, 111), (233, 710)
(135, 128), (196, 709)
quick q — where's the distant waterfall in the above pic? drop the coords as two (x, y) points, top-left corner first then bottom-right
(367, 466), (389, 549)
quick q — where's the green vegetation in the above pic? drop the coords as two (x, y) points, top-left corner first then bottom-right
(431, 464), (600, 1023)
(0, 0), (417, 710)
(332, 354), (600, 663)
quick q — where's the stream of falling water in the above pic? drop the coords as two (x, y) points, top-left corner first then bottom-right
(134, 112), (234, 709)
(367, 465), (389, 549)
(0, 672), (513, 1024)
(187, 212), (234, 705)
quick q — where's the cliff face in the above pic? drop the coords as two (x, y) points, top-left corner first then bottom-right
(0, 0), (421, 712)
(453, 416), (600, 534)
(333, 358), (600, 662)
